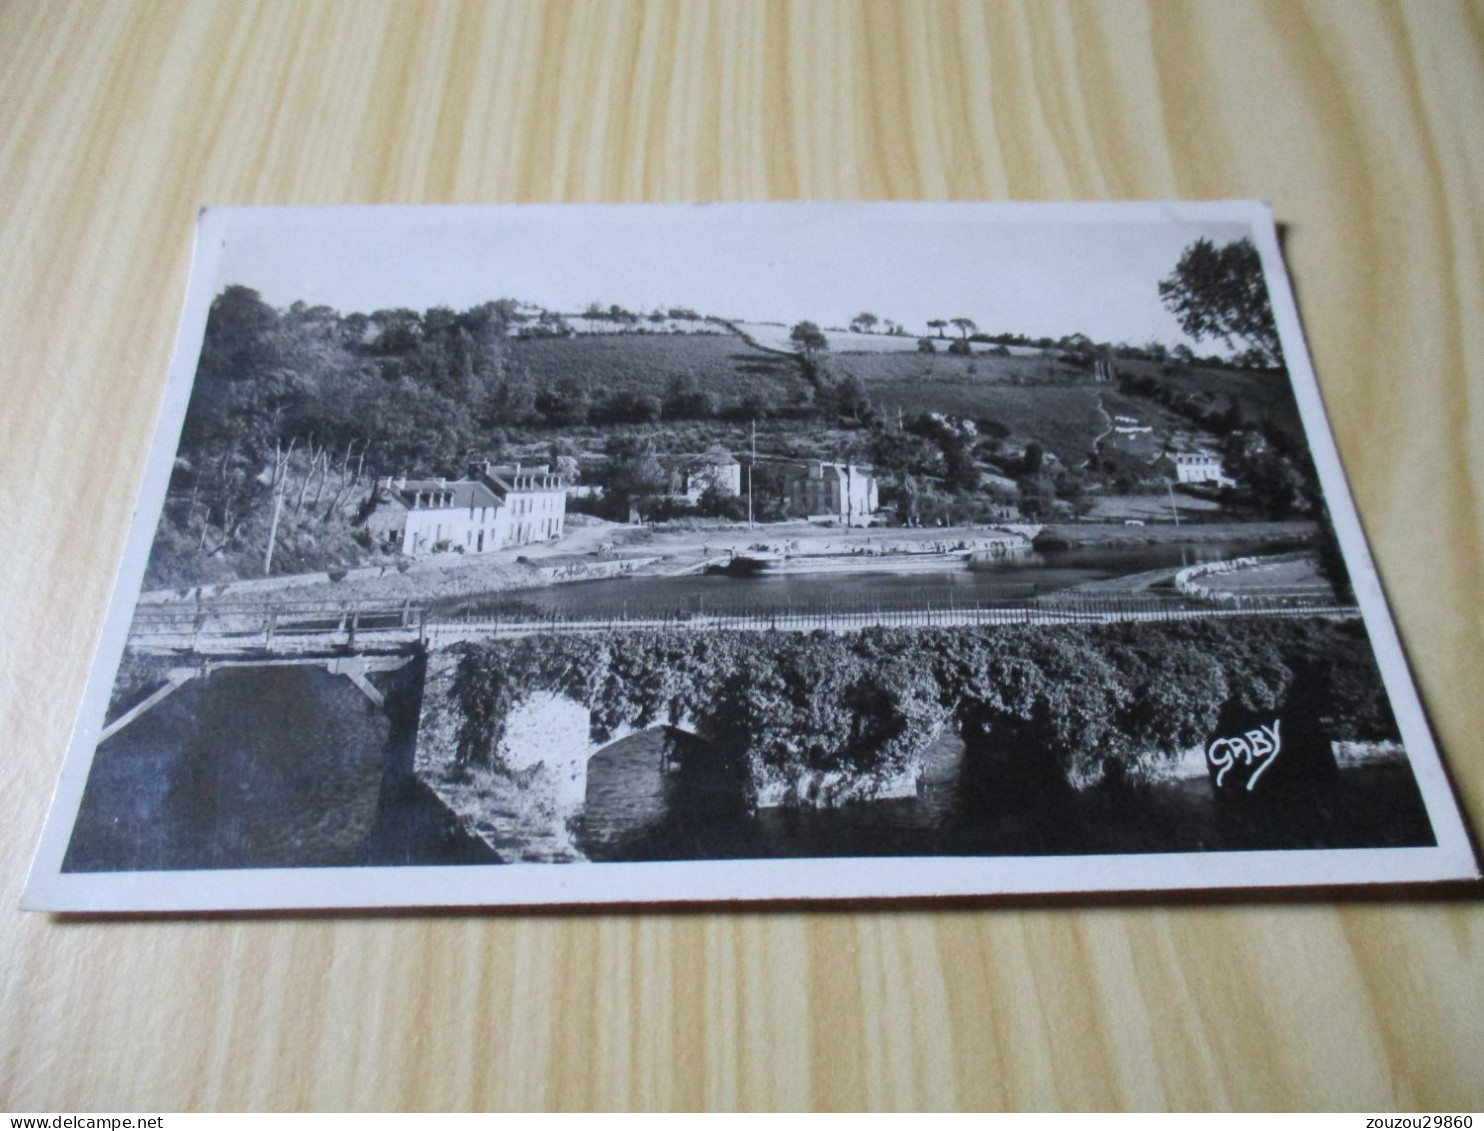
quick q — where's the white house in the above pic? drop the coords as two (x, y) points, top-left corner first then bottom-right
(673, 449), (742, 502)
(365, 478), (506, 555)
(472, 462), (567, 545)
(366, 462), (567, 555)
(1173, 452), (1235, 488)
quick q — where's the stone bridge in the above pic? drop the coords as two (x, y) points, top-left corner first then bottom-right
(412, 652), (703, 861)
(412, 649), (926, 862)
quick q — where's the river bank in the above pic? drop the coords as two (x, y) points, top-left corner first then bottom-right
(137, 518), (1317, 613)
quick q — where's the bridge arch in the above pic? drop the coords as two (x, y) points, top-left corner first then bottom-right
(494, 692), (705, 814)
(418, 668), (715, 861)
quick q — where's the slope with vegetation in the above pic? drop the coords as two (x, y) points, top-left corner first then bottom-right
(153, 233), (1320, 588)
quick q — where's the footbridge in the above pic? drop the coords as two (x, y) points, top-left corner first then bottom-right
(99, 652), (417, 744)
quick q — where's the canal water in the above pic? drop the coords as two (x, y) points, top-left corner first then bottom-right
(444, 539), (1299, 619)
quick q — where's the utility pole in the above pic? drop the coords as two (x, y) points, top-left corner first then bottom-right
(264, 440), (292, 576)
(747, 418), (755, 529)
(1167, 479), (1187, 568)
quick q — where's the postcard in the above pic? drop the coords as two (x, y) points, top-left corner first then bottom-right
(23, 201), (1479, 911)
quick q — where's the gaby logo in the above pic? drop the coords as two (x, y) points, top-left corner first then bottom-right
(1207, 720), (1282, 791)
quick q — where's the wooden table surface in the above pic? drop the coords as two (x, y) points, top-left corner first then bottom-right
(2, 0), (1481, 1112)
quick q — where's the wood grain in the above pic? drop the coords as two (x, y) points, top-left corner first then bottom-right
(1, 0), (1481, 1111)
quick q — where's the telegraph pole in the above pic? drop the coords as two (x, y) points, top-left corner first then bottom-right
(747, 418), (755, 529)
(1167, 479), (1187, 567)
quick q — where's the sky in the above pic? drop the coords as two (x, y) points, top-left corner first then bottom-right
(206, 203), (1258, 350)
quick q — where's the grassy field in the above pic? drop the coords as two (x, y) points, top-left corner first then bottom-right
(734, 322), (923, 354)
(1083, 493), (1223, 522)
(821, 350), (1106, 463)
(508, 331), (807, 404)
(734, 321), (1047, 356)
(499, 332), (1301, 478)
(939, 386), (1107, 464)
(827, 348), (1080, 387)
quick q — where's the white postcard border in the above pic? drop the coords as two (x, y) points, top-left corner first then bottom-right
(22, 201), (1480, 912)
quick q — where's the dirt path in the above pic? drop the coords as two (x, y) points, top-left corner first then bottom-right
(1084, 392), (1114, 468)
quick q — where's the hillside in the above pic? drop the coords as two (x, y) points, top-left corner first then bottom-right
(508, 332), (807, 410)
(822, 349), (1107, 464)
(1113, 357), (1302, 438)
(150, 287), (1316, 586)
(734, 321), (1044, 356)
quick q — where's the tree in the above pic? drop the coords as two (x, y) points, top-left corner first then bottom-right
(1020, 441), (1044, 476)
(850, 312), (879, 334)
(917, 337), (937, 354)
(663, 373), (715, 420)
(1158, 236), (1284, 367)
(832, 373), (873, 424)
(604, 438), (667, 517)
(950, 317), (978, 341)
(368, 308), (422, 354)
(1016, 475), (1056, 520)
(1055, 471), (1094, 520)
(200, 286), (279, 377)
(534, 375), (589, 425)
(789, 320), (828, 355)
(941, 432), (980, 494)
(1221, 430), (1306, 518)
(697, 483), (747, 520)
(927, 319), (947, 339)
(896, 473), (921, 525)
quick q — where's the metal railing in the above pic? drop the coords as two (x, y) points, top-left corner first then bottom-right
(126, 589), (1359, 651)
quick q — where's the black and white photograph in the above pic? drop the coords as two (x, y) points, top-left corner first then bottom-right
(24, 201), (1479, 910)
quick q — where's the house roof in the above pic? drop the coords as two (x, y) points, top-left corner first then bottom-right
(788, 461), (875, 481)
(472, 461), (563, 493)
(391, 479), (504, 510)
